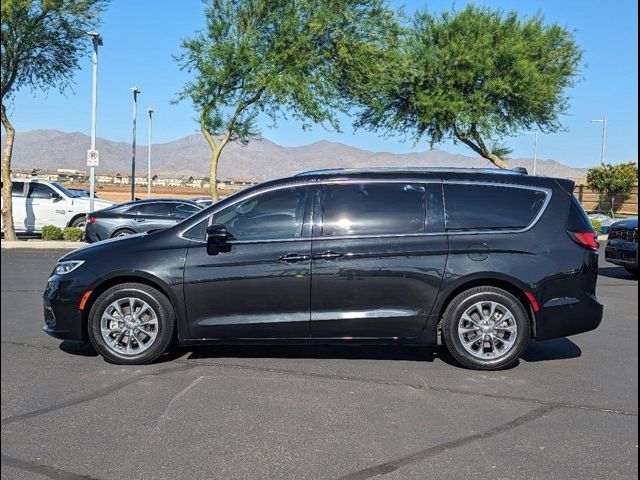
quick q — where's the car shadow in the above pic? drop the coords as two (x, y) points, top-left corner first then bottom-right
(59, 340), (98, 357)
(521, 337), (582, 362)
(58, 337), (582, 367)
(598, 266), (638, 280)
(182, 344), (442, 363)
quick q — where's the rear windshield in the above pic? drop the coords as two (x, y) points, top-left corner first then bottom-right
(567, 196), (594, 232)
(444, 184), (548, 231)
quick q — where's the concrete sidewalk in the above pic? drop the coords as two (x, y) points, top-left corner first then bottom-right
(1, 240), (87, 250)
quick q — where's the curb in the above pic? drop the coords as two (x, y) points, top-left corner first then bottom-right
(1, 240), (87, 250)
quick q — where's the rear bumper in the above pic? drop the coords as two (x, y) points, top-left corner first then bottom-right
(535, 293), (604, 341)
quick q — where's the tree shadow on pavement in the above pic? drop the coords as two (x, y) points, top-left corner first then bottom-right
(522, 337), (582, 362)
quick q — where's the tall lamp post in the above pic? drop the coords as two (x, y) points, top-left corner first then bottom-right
(146, 108), (154, 198)
(590, 118), (607, 165)
(130, 87), (141, 200)
(86, 31), (102, 213)
(526, 131), (539, 175)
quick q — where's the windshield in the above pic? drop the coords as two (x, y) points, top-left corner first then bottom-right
(51, 182), (81, 198)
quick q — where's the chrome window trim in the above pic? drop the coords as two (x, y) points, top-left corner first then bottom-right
(443, 180), (552, 235)
(178, 180), (317, 243)
(179, 178), (552, 244)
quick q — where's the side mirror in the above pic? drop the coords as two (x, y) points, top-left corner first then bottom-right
(51, 192), (63, 202)
(206, 224), (230, 255)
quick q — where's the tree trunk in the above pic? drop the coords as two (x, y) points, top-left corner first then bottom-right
(610, 196), (616, 218)
(209, 147), (222, 202)
(1, 103), (17, 241)
(453, 130), (509, 169)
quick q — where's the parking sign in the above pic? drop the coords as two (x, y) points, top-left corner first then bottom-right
(87, 149), (100, 167)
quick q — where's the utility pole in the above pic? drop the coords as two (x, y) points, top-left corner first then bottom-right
(147, 108), (154, 198)
(86, 32), (102, 213)
(130, 87), (141, 200)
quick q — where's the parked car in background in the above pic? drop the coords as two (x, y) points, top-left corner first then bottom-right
(44, 167), (603, 369)
(191, 196), (213, 207)
(84, 198), (202, 242)
(68, 188), (100, 199)
(1, 178), (114, 232)
(605, 217), (638, 276)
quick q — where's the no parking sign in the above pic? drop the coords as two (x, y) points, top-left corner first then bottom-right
(86, 149), (99, 167)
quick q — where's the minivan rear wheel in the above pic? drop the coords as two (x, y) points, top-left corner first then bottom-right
(442, 286), (530, 370)
(87, 282), (175, 365)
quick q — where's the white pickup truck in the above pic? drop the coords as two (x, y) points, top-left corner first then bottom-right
(1, 178), (114, 232)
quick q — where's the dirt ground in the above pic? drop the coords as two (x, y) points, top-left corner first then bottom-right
(70, 183), (241, 203)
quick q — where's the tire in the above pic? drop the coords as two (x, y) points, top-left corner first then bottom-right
(111, 228), (136, 238)
(70, 216), (86, 228)
(624, 266), (639, 277)
(442, 286), (530, 370)
(87, 282), (175, 365)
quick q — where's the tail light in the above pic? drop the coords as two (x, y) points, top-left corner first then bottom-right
(568, 230), (599, 251)
(87, 216), (96, 224)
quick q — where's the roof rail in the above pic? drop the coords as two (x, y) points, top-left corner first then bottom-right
(295, 166), (529, 177)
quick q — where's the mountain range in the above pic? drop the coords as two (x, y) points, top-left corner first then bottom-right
(2, 129), (588, 180)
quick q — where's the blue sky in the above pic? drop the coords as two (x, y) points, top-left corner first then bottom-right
(4, 0), (638, 168)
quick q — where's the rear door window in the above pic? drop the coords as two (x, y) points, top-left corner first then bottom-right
(320, 183), (426, 236)
(444, 183), (547, 231)
(11, 182), (25, 197)
(135, 203), (173, 217)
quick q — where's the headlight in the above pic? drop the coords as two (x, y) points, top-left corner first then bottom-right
(55, 260), (85, 275)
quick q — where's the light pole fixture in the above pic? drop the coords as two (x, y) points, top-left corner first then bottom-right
(525, 131), (539, 176)
(130, 87), (141, 201)
(86, 31), (103, 213)
(146, 107), (154, 198)
(590, 118), (607, 165)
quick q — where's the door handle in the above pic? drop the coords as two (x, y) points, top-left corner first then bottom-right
(313, 251), (343, 260)
(134, 218), (145, 222)
(279, 253), (311, 263)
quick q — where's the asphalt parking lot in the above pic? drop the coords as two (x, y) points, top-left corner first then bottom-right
(1, 247), (637, 480)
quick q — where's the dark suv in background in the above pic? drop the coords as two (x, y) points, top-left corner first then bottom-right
(605, 217), (639, 276)
(43, 168), (603, 370)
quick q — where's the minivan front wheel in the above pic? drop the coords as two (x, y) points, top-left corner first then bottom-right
(442, 286), (530, 370)
(88, 283), (175, 365)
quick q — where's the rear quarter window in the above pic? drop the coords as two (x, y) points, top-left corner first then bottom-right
(444, 183), (548, 231)
(567, 196), (594, 232)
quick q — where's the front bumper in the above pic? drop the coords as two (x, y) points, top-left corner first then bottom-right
(605, 240), (638, 268)
(42, 267), (98, 343)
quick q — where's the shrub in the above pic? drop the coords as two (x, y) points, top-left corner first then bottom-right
(41, 225), (63, 241)
(590, 219), (602, 234)
(62, 227), (84, 242)
(587, 162), (638, 217)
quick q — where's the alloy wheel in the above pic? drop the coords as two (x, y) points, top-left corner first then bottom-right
(457, 301), (518, 359)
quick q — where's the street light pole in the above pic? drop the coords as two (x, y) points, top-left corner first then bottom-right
(590, 119), (607, 165)
(87, 31), (102, 213)
(532, 131), (538, 176)
(146, 108), (154, 198)
(130, 87), (141, 201)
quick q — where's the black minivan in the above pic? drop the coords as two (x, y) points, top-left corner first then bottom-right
(43, 168), (603, 370)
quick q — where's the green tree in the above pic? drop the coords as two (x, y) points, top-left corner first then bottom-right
(587, 162), (638, 217)
(1, 0), (106, 240)
(175, 0), (399, 201)
(351, 4), (583, 169)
